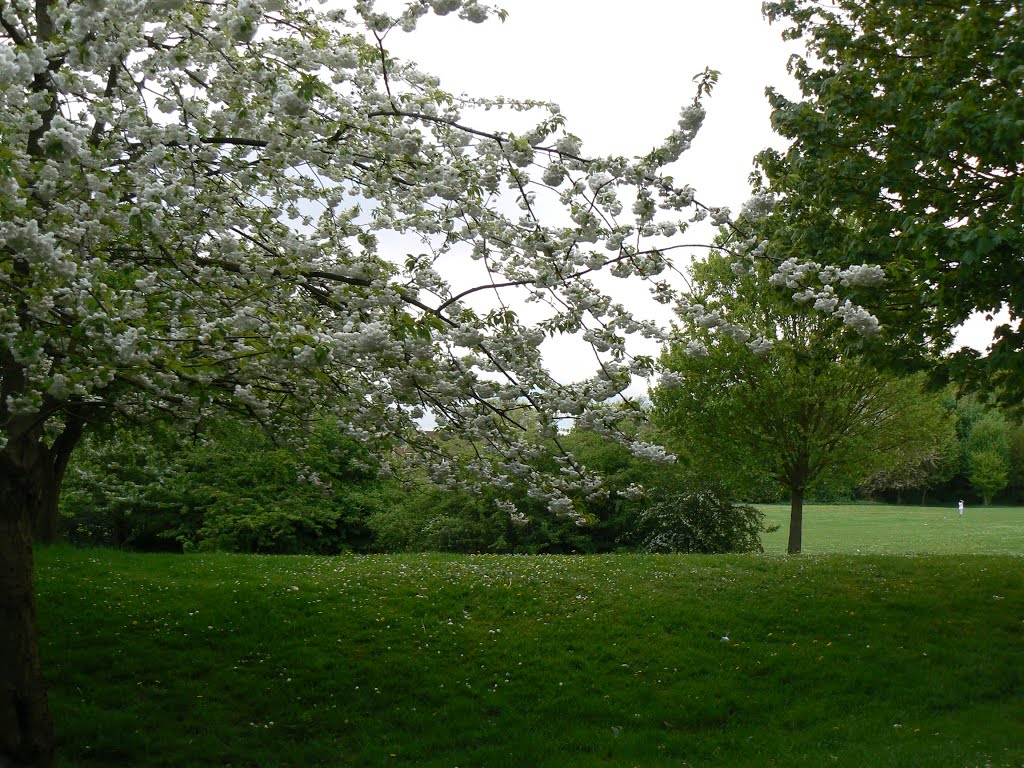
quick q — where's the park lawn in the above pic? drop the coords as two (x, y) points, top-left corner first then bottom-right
(759, 503), (1024, 555)
(36, 544), (1024, 768)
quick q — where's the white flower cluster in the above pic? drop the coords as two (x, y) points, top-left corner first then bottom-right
(769, 259), (883, 336)
(769, 258), (819, 289)
(684, 340), (709, 358)
(586, 171), (614, 193)
(628, 441), (676, 464)
(427, 0), (490, 22)
(708, 207), (731, 226)
(508, 510), (530, 526)
(720, 325), (751, 344)
(657, 104), (705, 164)
(618, 483), (646, 501)
(225, 0), (262, 42)
(838, 264), (885, 287)
(657, 370), (684, 389)
(833, 300), (881, 336)
(0, 45), (42, 88)
(738, 190), (776, 223)
(273, 84), (309, 117)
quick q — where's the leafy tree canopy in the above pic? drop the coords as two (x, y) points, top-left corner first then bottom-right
(758, 0), (1024, 403)
(655, 250), (954, 553)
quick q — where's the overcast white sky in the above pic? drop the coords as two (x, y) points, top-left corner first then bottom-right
(385, 1), (998, 379)
(395, 1), (799, 212)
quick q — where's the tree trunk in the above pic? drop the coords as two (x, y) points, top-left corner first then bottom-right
(33, 413), (85, 545)
(787, 487), (804, 554)
(1, 444), (56, 768)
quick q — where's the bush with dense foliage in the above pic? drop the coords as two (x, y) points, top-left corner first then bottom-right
(61, 419), (775, 557)
(61, 419), (384, 553)
(626, 479), (774, 554)
(59, 422), (191, 550)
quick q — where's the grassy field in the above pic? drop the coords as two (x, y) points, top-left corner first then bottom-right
(759, 503), (1024, 555)
(35, 509), (1024, 768)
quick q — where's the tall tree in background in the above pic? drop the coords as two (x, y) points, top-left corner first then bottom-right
(964, 411), (1012, 504)
(654, 252), (953, 554)
(857, 410), (959, 505)
(758, 0), (1024, 402)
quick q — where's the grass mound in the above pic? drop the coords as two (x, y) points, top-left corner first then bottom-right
(37, 547), (1024, 767)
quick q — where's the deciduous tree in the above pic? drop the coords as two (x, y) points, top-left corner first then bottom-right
(758, 0), (1024, 402)
(967, 449), (1009, 506)
(0, 0), (730, 762)
(857, 394), (959, 504)
(964, 411), (1012, 504)
(654, 251), (953, 553)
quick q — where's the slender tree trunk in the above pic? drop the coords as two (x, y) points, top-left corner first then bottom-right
(1, 443), (56, 768)
(787, 487), (804, 554)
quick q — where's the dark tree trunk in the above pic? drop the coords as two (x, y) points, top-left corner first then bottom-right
(787, 487), (804, 554)
(32, 414), (85, 545)
(1, 441), (57, 768)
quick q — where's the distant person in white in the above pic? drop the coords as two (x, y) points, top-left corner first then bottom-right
(958, 499), (964, 517)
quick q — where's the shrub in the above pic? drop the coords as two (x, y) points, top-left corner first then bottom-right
(60, 423), (191, 550)
(627, 481), (773, 554)
(60, 417), (383, 553)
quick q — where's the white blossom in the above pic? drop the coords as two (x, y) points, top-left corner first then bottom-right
(587, 172), (614, 192)
(720, 324), (751, 344)
(813, 295), (839, 313)
(738, 190), (775, 222)
(459, 2), (489, 23)
(840, 264), (886, 287)
(554, 135), (582, 156)
(709, 207), (731, 226)
(685, 341), (709, 358)
(429, 0), (462, 15)
(833, 300), (881, 336)
(619, 483), (646, 501)
(677, 104), (705, 133)
(46, 375), (72, 401)
(541, 163), (565, 187)
(273, 84), (309, 117)
(628, 441), (675, 464)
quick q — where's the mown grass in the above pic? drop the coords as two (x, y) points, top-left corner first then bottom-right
(36, 543), (1024, 767)
(759, 503), (1024, 555)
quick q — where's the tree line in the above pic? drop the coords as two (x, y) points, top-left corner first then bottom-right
(59, 415), (772, 556)
(60, 380), (1023, 558)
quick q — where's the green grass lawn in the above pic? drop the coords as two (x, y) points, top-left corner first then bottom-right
(36, 528), (1024, 767)
(759, 503), (1024, 555)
